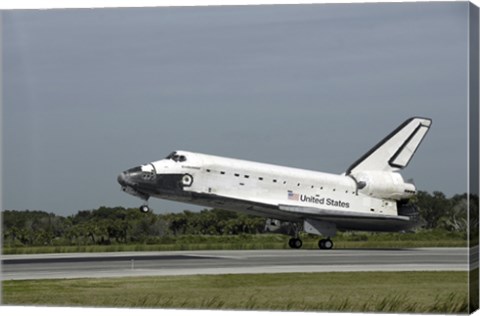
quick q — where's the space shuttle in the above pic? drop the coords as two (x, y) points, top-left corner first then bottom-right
(118, 117), (432, 249)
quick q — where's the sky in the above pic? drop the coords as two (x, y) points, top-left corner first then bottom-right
(1, 2), (470, 216)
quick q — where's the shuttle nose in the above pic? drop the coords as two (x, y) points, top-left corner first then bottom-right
(117, 172), (128, 186)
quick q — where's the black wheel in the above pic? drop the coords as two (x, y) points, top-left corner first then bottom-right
(293, 238), (303, 249)
(288, 238), (295, 248)
(289, 238), (302, 249)
(319, 238), (334, 249)
(139, 205), (150, 213)
(324, 239), (333, 249)
(318, 239), (326, 249)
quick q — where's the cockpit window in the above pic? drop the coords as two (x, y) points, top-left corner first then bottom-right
(127, 166), (142, 173)
(166, 152), (177, 159)
(166, 152), (187, 162)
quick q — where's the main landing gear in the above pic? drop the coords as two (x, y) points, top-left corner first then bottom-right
(288, 223), (303, 249)
(288, 237), (303, 249)
(288, 237), (334, 249)
(318, 238), (334, 250)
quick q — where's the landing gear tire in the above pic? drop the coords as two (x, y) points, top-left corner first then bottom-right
(318, 238), (333, 250)
(288, 238), (303, 249)
(319, 239), (325, 249)
(139, 205), (150, 213)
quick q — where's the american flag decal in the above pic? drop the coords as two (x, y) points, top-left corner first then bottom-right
(287, 190), (299, 201)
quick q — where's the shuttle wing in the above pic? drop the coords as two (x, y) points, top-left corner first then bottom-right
(346, 117), (432, 174)
(278, 204), (411, 221)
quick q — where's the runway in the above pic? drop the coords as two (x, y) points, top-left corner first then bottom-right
(1, 247), (470, 280)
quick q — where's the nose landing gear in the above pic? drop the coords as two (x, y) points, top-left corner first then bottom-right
(139, 204), (150, 213)
(139, 196), (151, 213)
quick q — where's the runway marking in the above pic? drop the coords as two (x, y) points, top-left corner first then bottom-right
(1, 248), (469, 280)
(2, 254), (217, 265)
(1, 264), (469, 281)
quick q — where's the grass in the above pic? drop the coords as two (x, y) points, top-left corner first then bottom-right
(2, 230), (467, 254)
(2, 271), (469, 313)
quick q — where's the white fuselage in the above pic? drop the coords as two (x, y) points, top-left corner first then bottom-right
(119, 117), (431, 241)
(141, 151), (409, 221)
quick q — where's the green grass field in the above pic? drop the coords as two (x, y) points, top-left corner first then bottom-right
(2, 230), (467, 254)
(2, 271), (469, 313)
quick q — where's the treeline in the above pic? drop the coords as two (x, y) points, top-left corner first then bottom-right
(2, 191), (477, 247)
(2, 207), (265, 247)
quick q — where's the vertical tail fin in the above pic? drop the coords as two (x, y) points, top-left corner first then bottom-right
(346, 117), (432, 174)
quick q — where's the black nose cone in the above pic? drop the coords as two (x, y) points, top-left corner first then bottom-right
(117, 172), (128, 186)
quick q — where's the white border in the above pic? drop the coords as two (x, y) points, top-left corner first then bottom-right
(1, 1), (477, 316)
(0, 0), (476, 10)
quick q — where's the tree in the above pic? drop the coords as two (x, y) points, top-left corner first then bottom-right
(416, 191), (451, 229)
(2, 190), (473, 248)
(438, 194), (468, 233)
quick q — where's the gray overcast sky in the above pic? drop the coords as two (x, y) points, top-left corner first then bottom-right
(2, 2), (469, 216)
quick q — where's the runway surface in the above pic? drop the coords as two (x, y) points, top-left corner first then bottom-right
(1, 247), (471, 280)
